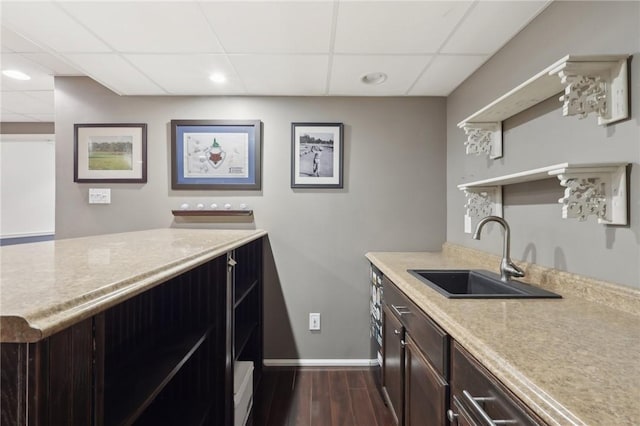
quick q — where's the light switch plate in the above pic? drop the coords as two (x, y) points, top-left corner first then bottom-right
(89, 188), (111, 204)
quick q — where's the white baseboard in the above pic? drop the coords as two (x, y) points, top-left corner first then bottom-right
(264, 359), (378, 367)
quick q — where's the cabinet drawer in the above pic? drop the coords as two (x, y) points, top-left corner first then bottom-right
(451, 342), (544, 426)
(383, 276), (449, 378)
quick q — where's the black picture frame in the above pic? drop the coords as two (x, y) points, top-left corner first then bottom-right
(170, 119), (262, 190)
(74, 123), (147, 183)
(291, 122), (344, 188)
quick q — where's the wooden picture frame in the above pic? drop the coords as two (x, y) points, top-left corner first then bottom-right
(74, 123), (147, 183)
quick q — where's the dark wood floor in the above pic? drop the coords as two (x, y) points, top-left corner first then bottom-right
(253, 368), (395, 426)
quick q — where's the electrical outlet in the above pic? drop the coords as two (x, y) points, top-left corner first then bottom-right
(89, 188), (111, 204)
(309, 313), (321, 331)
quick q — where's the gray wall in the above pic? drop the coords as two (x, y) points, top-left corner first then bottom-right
(55, 77), (447, 360)
(447, 1), (640, 289)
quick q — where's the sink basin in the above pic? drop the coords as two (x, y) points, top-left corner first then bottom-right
(407, 269), (561, 299)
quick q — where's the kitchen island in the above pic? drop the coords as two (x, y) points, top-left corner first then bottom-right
(367, 243), (640, 425)
(1, 228), (266, 425)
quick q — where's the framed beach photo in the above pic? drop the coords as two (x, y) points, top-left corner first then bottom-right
(74, 123), (147, 183)
(291, 122), (344, 188)
(171, 119), (262, 190)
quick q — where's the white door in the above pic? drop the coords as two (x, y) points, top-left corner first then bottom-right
(0, 134), (55, 243)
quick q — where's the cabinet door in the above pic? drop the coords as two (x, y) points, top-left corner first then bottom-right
(404, 334), (448, 426)
(382, 305), (404, 425)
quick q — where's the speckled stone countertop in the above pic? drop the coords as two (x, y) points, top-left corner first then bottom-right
(0, 228), (266, 343)
(367, 244), (640, 426)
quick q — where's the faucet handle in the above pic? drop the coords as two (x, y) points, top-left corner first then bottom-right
(505, 261), (525, 279)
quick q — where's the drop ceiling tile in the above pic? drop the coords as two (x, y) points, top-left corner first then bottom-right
(329, 55), (431, 95)
(409, 54), (488, 96)
(20, 53), (82, 76)
(1, 91), (53, 114)
(1, 27), (45, 53)
(1, 2), (111, 53)
(334, 1), (473, 54)
(201, 2), (334, 53)
(442, 1), (549, 54)
(1, 76), (49, 92)
(125, 54), (245, 95)
(22, 90), (54, 105)
(60, 2), (223, 53)
(1, 53), (54, 91)
(62, 54), (164, 95)
(22, 113), (55, 122)
(0, 112), (33, 122)
(229, 54), (328, 95)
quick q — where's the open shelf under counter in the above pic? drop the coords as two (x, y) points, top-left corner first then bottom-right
(458, 55), (630, 159)
(235, 279), (258, 309)
(104, 325), (213, 426)
(458, 162), (629, 232)
(136, 398), (214, 426)
(235, 321), (258, 360)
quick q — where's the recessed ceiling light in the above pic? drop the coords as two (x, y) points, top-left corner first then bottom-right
(209, 72), (226, 84)
(361, 72), (387, 85)
(2, 69), (31, 80)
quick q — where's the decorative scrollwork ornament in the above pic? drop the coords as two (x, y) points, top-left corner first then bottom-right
(559, 73), (607, 120)
(558, 177), (606, 221)
(464, 191), (493, 218)
(463, 127), (493, 156)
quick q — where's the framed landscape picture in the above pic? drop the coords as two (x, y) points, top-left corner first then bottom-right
(74, 123), (147, 183)
(171, 120), (262, 190)
(291, 122), (344, 188)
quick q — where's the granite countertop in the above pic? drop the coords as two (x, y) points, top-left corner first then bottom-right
(0, 228), (267, 343)
(366, 246), (640, 426)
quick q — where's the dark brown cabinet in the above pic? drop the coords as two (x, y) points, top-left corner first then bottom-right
(98, 253), (231, 426)
(381, 276), (449, 426)
(382, 305), (405, 425)
(404, 334), (448, 426)
(379, 271), (546, 426)
(448, 342), (544, 426)
(0, 318), (95, 426)
(0, 237), (263, 426)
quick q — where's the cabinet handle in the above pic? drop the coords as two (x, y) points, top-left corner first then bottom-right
(462, 390), (517, 425)
(391, 304), (411, 316)
(228, 257), (237, 267)
(446, 409), (458, 422)
(400, 339), (406, 348)
(394, 329), (401, 335)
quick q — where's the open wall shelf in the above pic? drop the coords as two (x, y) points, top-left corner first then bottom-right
(459, 163), (629, 233)
(459, 55), (630, 159)
(172, 209), (253, 217)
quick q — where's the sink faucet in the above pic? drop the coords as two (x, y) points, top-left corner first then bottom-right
(473, 216), (525, 282)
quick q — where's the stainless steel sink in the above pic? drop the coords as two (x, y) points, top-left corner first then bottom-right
(407, 269), (562, 299)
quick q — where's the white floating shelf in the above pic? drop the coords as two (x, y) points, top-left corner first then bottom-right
(459, 163), (629, 231)
(458, 163), (570, 189)
(459, 54), (630, 159)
